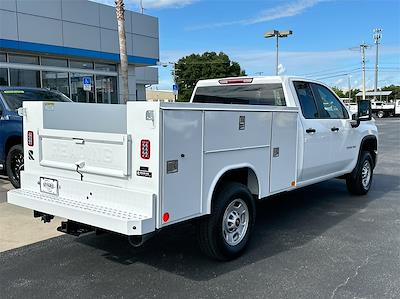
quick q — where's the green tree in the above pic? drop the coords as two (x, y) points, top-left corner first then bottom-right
(381, 85), (400, 100)
(175, 52), (246, 102)
(332, 86), (345, 98)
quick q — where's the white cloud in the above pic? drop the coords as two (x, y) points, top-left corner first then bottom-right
(187, 0), (324, 30)
(277, 63), (286, 75)
(92, 0), (196, 9)
(247, 0), (323, 25)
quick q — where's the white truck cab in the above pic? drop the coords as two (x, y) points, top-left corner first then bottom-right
(8, 76), (378, 260)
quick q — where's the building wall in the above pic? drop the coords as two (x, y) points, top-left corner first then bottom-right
(0, 0), (159, 61)
(0, 0), (159, 102)
(146, 90), (175, 102)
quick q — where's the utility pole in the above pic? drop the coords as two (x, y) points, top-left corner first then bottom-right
(360, 42), (369, 100)
(348, 75), (351, 102)
(373, 28), (382, 100)
(140, 0), (144, 14)
(115, 0), (129, 103)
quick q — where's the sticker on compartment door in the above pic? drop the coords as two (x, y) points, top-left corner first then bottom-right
(239, 116), (246, 130)
(136, 166), (152, 178)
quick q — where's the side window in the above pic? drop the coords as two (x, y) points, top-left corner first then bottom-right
(311, 84), (349, 119)
(293, 81), (319, 119)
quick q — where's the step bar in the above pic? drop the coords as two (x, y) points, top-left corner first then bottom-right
(8, 189), (155, 236)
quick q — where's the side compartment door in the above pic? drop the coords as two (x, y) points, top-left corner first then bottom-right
(162, 110), (203, 225)
(293, 81), (333, 181)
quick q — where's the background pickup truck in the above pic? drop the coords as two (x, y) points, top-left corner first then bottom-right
(0, 87), (71, 188)
(7, 76), (378, 260)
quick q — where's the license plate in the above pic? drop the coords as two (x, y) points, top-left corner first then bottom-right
(40, 177), (59, 196)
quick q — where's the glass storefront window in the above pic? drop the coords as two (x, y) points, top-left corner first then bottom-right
(9, 69), (40, 87)
(41, 57), (68, 68)
(8, 54), (39, 65)
(0, 69), (8, 86)
(70, 73), (94, 103)
(95, 63), (116, 72)
(96, 75), (118, 104)
(0, 53), (6, 62)
(42, 71), (70, 97)
(70, 60), (93, 70)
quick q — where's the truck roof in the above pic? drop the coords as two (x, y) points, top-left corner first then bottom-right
(195, 76), (307, 87)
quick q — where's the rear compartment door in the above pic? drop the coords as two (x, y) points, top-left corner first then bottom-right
(162, 110), (203, 225)
(38, 129), (131, 178)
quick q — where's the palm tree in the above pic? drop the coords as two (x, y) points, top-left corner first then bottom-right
(115, 0), (129, 103)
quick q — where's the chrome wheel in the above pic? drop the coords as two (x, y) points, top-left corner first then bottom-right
(361, 160), (371, 188)
(222, 198), (249, 246)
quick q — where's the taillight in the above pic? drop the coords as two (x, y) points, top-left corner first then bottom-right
(218, 78), (253, 84)
(140, 140), (150, 159)
(27, 131), (34, 146)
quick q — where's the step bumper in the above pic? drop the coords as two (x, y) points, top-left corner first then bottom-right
(7, 189), (155, 236)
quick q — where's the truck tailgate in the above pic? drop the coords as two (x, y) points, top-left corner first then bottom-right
(38, 129), (131, 178)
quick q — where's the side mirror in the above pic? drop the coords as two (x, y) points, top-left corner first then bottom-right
(350, 113), (360, 128)
(357, 100), (372, 121)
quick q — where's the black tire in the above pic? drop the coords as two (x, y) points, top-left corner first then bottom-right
(376, 110), (385, 118)
(346, 151), (373, 195)
(197, 182), (256, 261)
(6, 144), (23, 189)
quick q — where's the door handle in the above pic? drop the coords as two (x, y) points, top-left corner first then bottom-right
(306, 128), (316, 134)
(331, 127), (339, 132)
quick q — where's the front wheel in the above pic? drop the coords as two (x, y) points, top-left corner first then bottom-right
(197, 182), (255, 261)
(346, 151), (373, 195)
(6, 144), (23, 189)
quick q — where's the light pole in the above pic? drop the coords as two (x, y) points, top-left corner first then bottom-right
(158, 61), (178, 101)
(373, 28), (382, 100)
(264, 30), (292, 75)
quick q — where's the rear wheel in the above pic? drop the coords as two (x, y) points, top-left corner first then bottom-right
(346, 151), (373, 195)
(376, 110), (385, 118)
(6, 144), (23, 188)
(197, 182), (255, 261)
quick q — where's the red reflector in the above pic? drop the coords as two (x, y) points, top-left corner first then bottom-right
(140, 139), (150, 159)
(219, 78), (253, 84)
(27, 131), (34, 146)
(163, 212), (170, 222)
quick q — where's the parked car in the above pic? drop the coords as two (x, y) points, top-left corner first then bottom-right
(0, 87), (71, 188)
(8, 77), (377, 260)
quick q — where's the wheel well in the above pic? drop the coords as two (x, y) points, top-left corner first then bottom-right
(213, 167), (260, 199)
(5, 136), (22, 157)
(361, 136), (377, 167)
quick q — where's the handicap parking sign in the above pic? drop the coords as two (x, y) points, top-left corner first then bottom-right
(172, 84), (178, 95)
(83, 77), (92, 91)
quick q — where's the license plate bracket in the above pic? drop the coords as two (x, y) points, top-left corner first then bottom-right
(40, 177), (59, 196)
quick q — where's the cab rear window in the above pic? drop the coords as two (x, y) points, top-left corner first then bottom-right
(1, 89), (71, 110)
(192, 83), (286, 106)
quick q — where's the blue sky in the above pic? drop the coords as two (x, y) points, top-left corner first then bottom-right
(96, 0), (400, 91)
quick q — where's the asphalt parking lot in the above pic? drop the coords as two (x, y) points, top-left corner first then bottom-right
(1, 118), (399, 298)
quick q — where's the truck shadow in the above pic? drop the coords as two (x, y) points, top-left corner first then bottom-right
(76, 173), (398, 282)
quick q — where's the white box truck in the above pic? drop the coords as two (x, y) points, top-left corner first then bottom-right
(8, 76), (378, 260)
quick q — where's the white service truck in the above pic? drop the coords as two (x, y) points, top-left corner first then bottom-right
(371, 100), (400, 118)
(8, 76), (378, 260)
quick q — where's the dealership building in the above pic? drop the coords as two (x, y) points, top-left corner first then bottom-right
(0, 0), (159, 103)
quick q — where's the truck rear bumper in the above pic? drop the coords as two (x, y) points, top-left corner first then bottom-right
(8, 189), (155, 236)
